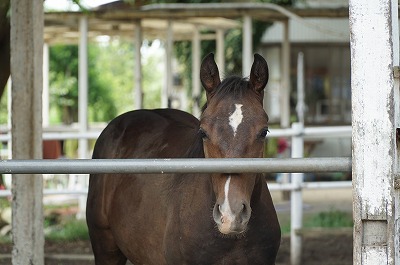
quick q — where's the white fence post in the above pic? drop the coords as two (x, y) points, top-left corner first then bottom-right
(290, 122), (304, 265)
(350, 0), (397, 264)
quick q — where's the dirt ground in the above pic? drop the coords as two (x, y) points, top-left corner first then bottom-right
(0, 188), (354, 264)
(0, 234), (353, 265)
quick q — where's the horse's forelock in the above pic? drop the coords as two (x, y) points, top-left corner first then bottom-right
(201, 76), (251, 112)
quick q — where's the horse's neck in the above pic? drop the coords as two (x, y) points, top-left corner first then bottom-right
(251, 174), (265, 205)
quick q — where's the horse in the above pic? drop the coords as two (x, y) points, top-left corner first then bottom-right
(86, 53), (281, 265)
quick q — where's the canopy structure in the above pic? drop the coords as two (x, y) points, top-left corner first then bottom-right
(42, 2), (349, 127)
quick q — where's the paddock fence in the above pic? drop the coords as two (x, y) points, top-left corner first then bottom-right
(0, 122), (352, 265)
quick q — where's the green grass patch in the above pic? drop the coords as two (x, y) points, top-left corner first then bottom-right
(45, 218), (89, 242)
(305, 209), (353, 228)
(279, 209), (353, 235)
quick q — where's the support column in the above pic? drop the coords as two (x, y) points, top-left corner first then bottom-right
(192, 26), (201, 117)
(10, 0), (44, 264)
(350, 0), (396, 264)
(134, 20), (143, 109)
(281, 19), (290, 128)
(216, 29), (225, 74)
(77, 16), (89, 219)
(43, 43), (49, 127)
(242, 15), (252, 77)
(78, 16), (88, 159)
(162, 20), (173, 108)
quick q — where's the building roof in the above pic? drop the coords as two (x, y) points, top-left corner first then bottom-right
(44, 2), (350, 45)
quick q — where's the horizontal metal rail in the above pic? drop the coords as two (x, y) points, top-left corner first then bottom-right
(0, 157), (351, 174)
(268, 180), (352, 191)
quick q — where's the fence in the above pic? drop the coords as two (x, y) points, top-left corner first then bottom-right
(0, 122), (352, 264)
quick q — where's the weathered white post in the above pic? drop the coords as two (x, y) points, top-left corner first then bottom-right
(391, 0), (400, 263)
(350, 0), (397, 264)
(10, 0), (44, 264)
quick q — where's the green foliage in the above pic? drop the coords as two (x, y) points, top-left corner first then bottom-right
(280, 209), (353, 235)
(305, 210), (353, 228)
(0, 87), (7, 124)
(45, 218), (89, 242)
(49, 44), (118, 124)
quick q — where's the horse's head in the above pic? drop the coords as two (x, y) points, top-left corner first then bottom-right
(199, 53), (269, 236)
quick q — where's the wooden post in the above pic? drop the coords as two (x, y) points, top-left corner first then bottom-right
(10, 0), (44, 264)
(350, 0), (397, 264)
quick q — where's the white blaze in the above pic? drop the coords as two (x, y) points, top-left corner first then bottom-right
(220, 176), (234, 222)
(229, 104), (243, 137)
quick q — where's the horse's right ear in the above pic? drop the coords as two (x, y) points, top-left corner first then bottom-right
(200, 53), (221, 97)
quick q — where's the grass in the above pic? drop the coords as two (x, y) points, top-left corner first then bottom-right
(280, 209), (353, 235)
(45, 218), (89, 242)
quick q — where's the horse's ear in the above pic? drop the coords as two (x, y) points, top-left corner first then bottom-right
(200, 53), (221, 96)
(250, 53), (269, 92)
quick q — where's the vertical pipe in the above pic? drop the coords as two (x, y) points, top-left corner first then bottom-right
(290, 122), (304, 265)
(192, 26), (201, 117)
(134, 20), (143, 109)
(78, 16), (89, 219)
(281, 19), (291, 128)
(43, 43), (49, 127)
(242, 15), (252, 77)
(350, 0), (395, 264)
(10, 0), (44, 263)
(216, 29), (225, 74)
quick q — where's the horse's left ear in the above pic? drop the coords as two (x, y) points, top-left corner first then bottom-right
(250, 53), (269, 92)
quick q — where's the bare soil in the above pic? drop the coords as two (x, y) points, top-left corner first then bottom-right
(0, 233), (352, 265)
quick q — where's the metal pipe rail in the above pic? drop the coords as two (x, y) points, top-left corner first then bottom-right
(0, 157), (351, 174)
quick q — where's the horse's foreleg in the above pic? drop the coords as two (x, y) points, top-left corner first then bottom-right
(89, 226), (127, 265)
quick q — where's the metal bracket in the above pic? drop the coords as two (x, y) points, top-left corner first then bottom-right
(395, 177), (400, 190)
(393, 66), (400, 78)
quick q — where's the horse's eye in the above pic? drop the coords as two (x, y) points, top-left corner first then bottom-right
(199, 128), (209, 139)
(259, 127), (269, 139)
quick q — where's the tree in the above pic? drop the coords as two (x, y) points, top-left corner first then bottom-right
(0, 0), (10, 99)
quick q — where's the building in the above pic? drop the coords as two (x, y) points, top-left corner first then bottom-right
(261, 0), (350, 126)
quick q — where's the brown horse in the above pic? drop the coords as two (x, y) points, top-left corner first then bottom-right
(86, 53), (281, 265)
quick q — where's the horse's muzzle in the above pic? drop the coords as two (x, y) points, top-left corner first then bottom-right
(213, 201), (251, 235)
